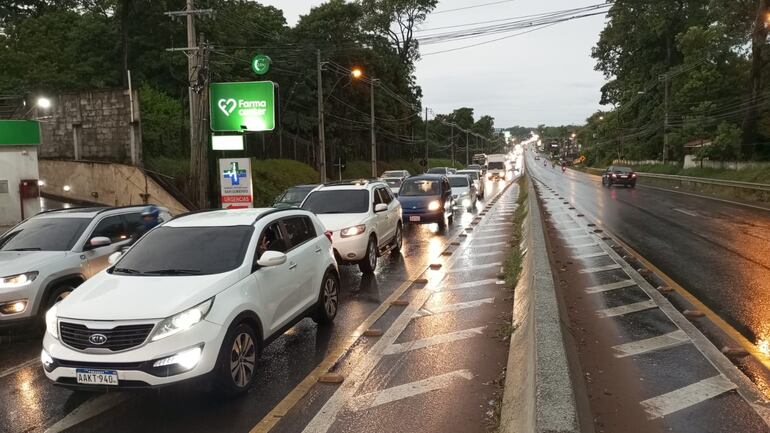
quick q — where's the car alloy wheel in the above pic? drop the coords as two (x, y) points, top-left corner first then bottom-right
(230, 332), (256, 388)
(392, 224), (403, 254)
(368, 240), (377, 269)
(323, 276), (338, 318)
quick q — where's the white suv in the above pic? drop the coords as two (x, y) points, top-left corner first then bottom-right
(0, 205), (169, 329)
(301, 180), (402, 273)
(42, 208), (339, 395)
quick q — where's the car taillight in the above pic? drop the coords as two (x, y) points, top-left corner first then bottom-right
(611, 174), (617, 178)
(631, 173), (637, 177)
(324, 230), (334, 243)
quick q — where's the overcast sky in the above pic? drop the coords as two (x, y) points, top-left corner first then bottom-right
(259, 0), (609, 128)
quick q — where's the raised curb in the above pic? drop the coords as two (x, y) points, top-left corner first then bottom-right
(500, 175), (580, 433)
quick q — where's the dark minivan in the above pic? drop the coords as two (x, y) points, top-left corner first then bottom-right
(398, 175), (454, 229)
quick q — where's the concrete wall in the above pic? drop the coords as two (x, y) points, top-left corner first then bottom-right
(0, 146), (40, 225)
(38, 160), (188, 215)
(39, 89), (141, 164)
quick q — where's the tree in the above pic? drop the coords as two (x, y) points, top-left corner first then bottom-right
(360, 0), (438, 67)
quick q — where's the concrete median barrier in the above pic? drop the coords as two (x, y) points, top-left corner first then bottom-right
(500, 175), (581, 433)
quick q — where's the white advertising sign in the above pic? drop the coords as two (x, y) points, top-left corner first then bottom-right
(219, 158), (253, 209)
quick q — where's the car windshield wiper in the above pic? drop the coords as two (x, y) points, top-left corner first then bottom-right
(6, 247), (42, 251)
(142, 268), (202, 275)
(113, 267), (141, 274)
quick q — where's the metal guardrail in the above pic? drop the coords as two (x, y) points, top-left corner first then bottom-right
(637, 172), (770, 192)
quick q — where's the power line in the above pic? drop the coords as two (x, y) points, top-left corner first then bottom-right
(432, 0), (517, 15)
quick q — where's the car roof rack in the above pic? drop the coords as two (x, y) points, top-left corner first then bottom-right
(94, 204), (157, 216)
(36, 206), (108, 215)
(322, 179), (379, 186)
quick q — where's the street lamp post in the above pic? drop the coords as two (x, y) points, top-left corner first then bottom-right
(351, 67), (379, 178)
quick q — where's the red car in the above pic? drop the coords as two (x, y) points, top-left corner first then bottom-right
(601, 166), (637, 188)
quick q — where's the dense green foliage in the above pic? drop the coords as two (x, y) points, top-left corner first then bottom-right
(251, 159), (319, 207)
(581, 0), (770, 163)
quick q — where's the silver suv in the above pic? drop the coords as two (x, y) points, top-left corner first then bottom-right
(0, 205), (170, 328)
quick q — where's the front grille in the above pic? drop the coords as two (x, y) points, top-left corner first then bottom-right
(59, 322), (154, 352)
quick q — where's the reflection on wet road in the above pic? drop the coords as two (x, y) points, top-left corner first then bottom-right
(0, 179), (509, 433)
(528, 156), (770, 364)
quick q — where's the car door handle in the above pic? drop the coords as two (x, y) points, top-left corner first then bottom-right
(314, 246), (322, 254)
(289, 262), (297, 270)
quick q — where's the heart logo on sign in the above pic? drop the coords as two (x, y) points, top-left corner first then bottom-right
(218, 98), (237, 117)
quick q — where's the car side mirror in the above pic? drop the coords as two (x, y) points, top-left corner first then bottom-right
(108, 251), (122, 265)
(257, 250), (287, 268)
(374, 203), (388, 213)
(88, 236), (111, 249)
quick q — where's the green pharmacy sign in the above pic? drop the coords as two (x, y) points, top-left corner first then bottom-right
(251, 54), (271, 75)
(209, 81), (276, 132)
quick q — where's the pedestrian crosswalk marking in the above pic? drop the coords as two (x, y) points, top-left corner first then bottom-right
(640, 375), (736, 419)
(596, 300), (657, 318)
(612, 330), (690, 358)
(579, 263), (622, 274)
(584, 279), (636, 294)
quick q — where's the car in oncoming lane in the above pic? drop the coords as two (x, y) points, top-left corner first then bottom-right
(273, 184), (319, 208)
(398, 175), (454, 229)
(301, 180), (402, 273)
(42, 208), (339, 395)
(601, 166), (637, 188)
(0, 205), (169, 329)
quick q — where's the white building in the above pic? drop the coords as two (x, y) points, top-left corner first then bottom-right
(0, 120), (41, 226)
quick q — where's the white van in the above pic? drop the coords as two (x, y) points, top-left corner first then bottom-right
(486, 154), (507, 181)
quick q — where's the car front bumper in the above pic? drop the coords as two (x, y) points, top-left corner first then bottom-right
(42, 319), (224, 389)
(402, 209), (444, 224)
(0, 282), (42, 326)
(330, 232), (370, 262)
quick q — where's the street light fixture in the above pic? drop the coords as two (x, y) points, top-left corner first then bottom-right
(351, 68), (363, 79)
(37, 97), (52, 109)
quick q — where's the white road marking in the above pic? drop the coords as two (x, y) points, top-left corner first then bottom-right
(584, 279), (636, 294)
(640, 375), (736, 419)
(673, 208), (698, 217)
(562, 234), (592, 241)
(469, 234), (504, 240)
(0, 357), (40, 379)
(579, 264), (622, 274)
(573, 252), (608, 259)
(382, 326), (486, 355)
(484, 223), (513, 228)
(459, 251), (503, 259)
(439, 278), (501, 291)
(566, 242), (599, 248)
(447, 262), (502, 273)
(596, 300), (657, 318)
(470, 241), (507, 247)
(44, 393), (131, 433)
(413, 298), (495, 318)
(559, 227), (585, 233)
(612, 330), (690, 358)
(350, 369), (474, 412)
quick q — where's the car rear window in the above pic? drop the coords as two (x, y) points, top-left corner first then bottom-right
(302, 190), (370, 214)
(488, 162), (505, 170)
(399, 179), (440, 196)
(0, 217), (90, 251)
(458, 171), (479, 180)
(426, 168), (446, 174)
(114, 226), (253, 275)
(612, 167), (632, 173)
(449, 177), (470, 187)
(384, 178), (402, 187)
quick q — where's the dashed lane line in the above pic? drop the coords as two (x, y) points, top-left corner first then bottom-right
(349, 369), (474, 412)
(44, 393), (131, 433)
(446, 262), (503, 273)
(640, 375), (736, 419)
(0, 357), (40, 379)
(673, 208), (698, 217)
(612, 330), (690, 358)
(584, 279), (637, 294)
(579, 263), (622, 274)
(413, 298), (495, 318)
(381, 327), (486, 356)
(573, 252), (609, 260)
(596, 300), (657, 318)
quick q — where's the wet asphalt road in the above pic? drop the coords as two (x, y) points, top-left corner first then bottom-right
(527, 155), (770, 360)
(0, 179), (510, 433)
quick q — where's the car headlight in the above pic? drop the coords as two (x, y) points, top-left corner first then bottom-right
(151, 298), (213, 342)
(428, 200), (441, 211)
(0, 272), (38, 289)
(340, 224), (366, 238)
(46, 304), (58, 339)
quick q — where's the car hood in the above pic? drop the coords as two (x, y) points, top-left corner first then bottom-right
(0, 251), (67, 276)
(451, 187), (469, 196)
(56, 270), (241, 321)
(314, 213), (368, 232)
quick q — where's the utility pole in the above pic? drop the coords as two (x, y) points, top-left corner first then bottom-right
(317, 50), (327, 183)
(165, 0), (212, 208)
(450, 124), (455, 166)
(424, 107), (429, 168)
(660, 73), (669, 163)
(465, 131), (469, 165)
(370, 79), (378, 178)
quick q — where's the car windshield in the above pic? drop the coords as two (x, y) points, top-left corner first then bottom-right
(277, 186), (314, 205)
(0, 217), (90, 252)
(458, 171), (479, 180)
(488, 162), (505, 169)
(611, 167), (632, 173)
(399, 179), (440, 196)
(302, 190), (369, 214)
(384, 178), (402, 188)
(426, 168), (446, 174)
(449, 177), (469, 188)
(382, 171), (403, 177)
(113, 226), (253, 276)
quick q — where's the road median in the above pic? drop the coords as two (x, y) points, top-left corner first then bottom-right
(499, 174), (581, 433)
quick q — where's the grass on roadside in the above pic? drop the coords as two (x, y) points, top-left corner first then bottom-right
(503, 175), (529, 289)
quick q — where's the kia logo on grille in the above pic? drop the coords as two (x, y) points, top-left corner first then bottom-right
(89, 333), (108, 345)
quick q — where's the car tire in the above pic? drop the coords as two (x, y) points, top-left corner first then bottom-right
(358, 236), (378, 274)
(391, 224), (403, 255)
(44, 284), (75, 312)
(214, 323), (259, 397)
(311, 271), (339, 325)
(437, 213), (447, 230)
